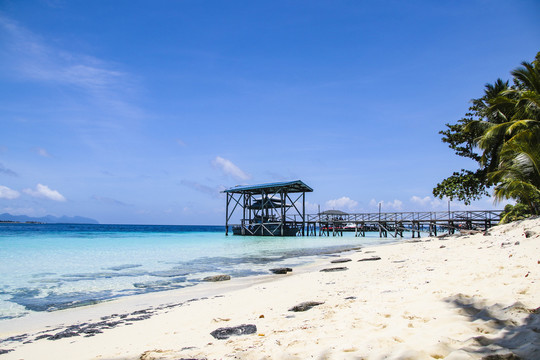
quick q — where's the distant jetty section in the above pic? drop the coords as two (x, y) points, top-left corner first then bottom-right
(223, 180), (502, 237)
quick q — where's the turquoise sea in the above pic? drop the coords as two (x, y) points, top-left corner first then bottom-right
(0, 223), (397, 320)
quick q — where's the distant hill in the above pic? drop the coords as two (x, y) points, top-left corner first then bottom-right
(0, 213), (99, 224)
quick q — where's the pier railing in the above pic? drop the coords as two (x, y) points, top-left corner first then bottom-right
(304, 210), (503, 223)
(299, 210), (503, 238)
(230, 210), (503, 238)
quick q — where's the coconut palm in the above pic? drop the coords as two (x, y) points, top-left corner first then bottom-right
(463, 79), (513, 173)
(489, 128), (540, 216)
(473, 54), (540, 172)
(434, 52), (540, 208)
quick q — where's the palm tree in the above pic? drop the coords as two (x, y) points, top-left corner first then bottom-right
(474, 52), (540, 218)
(473, 54), (540, 170)
(463, 79), (512, 174)
(490, 128), (540, 215)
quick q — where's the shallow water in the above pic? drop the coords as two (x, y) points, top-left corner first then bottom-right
(0, 223), (397, 320)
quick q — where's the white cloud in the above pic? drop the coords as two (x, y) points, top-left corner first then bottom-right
(24, 184), (66, 202)
(0, 185), (20, 199)
(410, 195), (447, 209)
(410, 195), (430, 206)
(325, 196), (358, 211)
(212, 156), (250, 181)
(369, 198), (403, 211)
(176, 139), (186, 147)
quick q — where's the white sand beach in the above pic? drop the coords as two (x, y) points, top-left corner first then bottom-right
(1, 218), (539, 360)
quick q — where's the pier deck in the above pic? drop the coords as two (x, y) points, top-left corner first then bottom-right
(302, 210), (503, 237)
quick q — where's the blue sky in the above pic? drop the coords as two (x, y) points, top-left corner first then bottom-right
(0, 0), (539, 225)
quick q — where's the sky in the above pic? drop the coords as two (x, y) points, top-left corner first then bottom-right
(0, 0), (539, 225)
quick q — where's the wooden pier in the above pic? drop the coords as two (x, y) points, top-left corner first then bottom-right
(302, 210), (503, 238)
(223, 180), (502, 238)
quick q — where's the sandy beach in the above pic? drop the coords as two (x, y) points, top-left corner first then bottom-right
(1, 218), (539, 360)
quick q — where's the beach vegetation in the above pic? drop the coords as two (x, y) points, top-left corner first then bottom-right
(434, 51), (540, 217)
(499, 202), (536, 224)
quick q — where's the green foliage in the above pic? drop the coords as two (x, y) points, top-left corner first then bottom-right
(434, 51), (540, 212)
(432, 169), (488, 205)
(499, 203), (534, 224)
(490, 128), (540, 214)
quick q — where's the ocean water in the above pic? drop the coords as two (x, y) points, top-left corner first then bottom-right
(0, 223), (396, 320)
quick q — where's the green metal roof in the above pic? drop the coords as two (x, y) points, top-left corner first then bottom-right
(223, 180), (313, 194)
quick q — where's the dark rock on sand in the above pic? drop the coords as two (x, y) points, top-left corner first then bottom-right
(289, 301), (324, 312)
(48, 330), (80, 340)
(330, 258), (352, 264)
(320, 267), (348, 272)
(81, 328), (103, 337)
(269, 268), (293, 274)
(210, 324), (257, 340)
(0, 349), (14, 355)
(203, 275), (231, 282)
(35, 334), (53, 340)
(358, 256), (381, 262)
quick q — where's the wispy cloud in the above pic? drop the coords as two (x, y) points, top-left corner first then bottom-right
(176, 139), (187, 147)
(212, 156), (250, 181)
(180, 180), (224, 198)
(325, 196), (358, 212)
(0, 15), (142, 119)
(23, 184), (66, 201)
(0, 185), (20, 199)
(92, 195), (131, 207)
(0, 163), (18, 177)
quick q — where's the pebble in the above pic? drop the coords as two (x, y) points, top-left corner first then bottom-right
(210, 324), (257, 340)
(330, 258), (352, 264)
(357, 256), (382, 262)
(269, 268), (292, 274)
(202, 275), (231, 282)
(289, 301), (324, 312)
(320, 267), (348, 272)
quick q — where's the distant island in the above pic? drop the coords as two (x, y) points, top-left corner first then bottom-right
(0, 213), (99, 224)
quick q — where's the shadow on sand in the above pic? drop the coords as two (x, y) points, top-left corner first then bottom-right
(445, 293), (540, 359)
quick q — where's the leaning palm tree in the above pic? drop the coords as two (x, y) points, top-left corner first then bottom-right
(490, 128), (540, 216)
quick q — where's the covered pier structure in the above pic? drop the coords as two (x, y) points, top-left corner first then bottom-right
(223, 180), (313, 236)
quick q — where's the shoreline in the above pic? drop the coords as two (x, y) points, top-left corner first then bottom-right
(1, 219), (539, 359)
(0, 243), (377, 343)
(0, 226), (395, 320)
